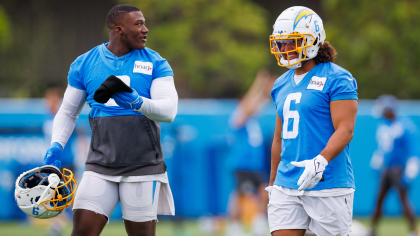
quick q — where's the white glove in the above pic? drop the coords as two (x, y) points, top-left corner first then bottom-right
(405, 156), (420, 180)
(291, 155), (328, 191)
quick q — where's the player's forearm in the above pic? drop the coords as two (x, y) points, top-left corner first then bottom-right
(136, 76), (178, 123)
(51, 110), (77, 147)
(319, 125), (354, 162)
(269, 137), (282, 186)
(51, 85), (87, 147)
(137, 97), (177, 123)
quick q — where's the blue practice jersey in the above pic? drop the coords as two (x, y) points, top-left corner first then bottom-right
(68, 43), (174, 118)
(375, 118), (417, 169)
(271, 62), (358, 190)
(226, 118), (266, 172)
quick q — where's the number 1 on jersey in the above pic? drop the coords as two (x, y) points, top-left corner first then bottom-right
(283, 92), (302, 139)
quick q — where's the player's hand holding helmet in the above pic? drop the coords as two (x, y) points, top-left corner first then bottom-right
(270, 6), (326, 69)
(14, 165), (77, 219)
(44, 142), (63, 169)
(291, 155), (328, 190)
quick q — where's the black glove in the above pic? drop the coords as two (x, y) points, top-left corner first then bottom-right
(93, 75), (133, 103)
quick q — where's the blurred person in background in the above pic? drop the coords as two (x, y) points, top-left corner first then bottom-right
(267, 6), (358, 236)
(225, 69), (276, 236)
(42, 4), (178, 236)
(369, 95), (419, 236)
(43, 87), (76, 236)
(43, 87), (76, 173)
(45, 88), (90, 182)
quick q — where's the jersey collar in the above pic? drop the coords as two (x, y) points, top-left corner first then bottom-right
(99, 43), (136, 71)
(290, 63), (320, 88)
(102, 43), (135, 60)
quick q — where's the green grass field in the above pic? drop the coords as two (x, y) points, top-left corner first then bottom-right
(0, 220), (203, 236)
(0, 218), (418, 236)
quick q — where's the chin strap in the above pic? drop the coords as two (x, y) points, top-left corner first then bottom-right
(34, 174), (60, 208)
(281, 57), (312, 70)
(287, 62), (302, 69)
(280, 55), (303, 69)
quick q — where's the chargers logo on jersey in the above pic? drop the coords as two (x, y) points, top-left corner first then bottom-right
(293, 9), (315, 30)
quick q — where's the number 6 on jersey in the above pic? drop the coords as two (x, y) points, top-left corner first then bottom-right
(283, 92), (302, 139)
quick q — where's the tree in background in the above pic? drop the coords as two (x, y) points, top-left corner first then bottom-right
(0, 0), (115, 98)
(4, 0), (420, 99)
(323, 0), (420, 99)
(122, 0), (270, 98)
(0, 5), (11, 51)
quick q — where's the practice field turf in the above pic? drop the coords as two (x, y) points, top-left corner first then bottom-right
(0, 220), (206, 236)
(0, 218), (418, 236)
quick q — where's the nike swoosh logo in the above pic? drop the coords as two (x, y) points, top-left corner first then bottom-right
(314, 160), (322, 174)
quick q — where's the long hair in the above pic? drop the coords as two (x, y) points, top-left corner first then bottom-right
(313, 41), (337, 64)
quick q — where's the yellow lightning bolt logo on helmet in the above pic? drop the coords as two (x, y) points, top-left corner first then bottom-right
(293, 9), (316, 30)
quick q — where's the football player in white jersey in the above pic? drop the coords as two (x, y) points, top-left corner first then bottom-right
(267, 6), (358, 236)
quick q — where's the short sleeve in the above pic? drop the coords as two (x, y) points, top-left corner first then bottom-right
(271, 79), (283, 111)
(67, 58), (85, 90)
(271, 86), (278, 110)
(153, 59), (174, 79)
(329, 73), (358, 101)
(271, 75), (289, 110)
(403, 119), (418, 157)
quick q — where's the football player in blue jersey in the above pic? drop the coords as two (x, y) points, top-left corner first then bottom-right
(225, 69), (276, 236)
(267, 6), (358, 236)
(369, 95), (419, 236)
(42, 5), (178, 236)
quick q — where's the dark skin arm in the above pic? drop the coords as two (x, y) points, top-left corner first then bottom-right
(319, 99), (358, 162)
(269, 114), (283, 186)
(268, 99), (357, 186)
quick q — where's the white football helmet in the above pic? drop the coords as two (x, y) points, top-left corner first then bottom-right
(14, 165), (77, 219)
(270, 6), (326, 69)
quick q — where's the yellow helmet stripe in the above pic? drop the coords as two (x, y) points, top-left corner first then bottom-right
(293, 9), (315, 30)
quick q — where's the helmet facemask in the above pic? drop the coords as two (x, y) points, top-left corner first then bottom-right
(40, 168), (76, 211)
(270, 32), (317, 69)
